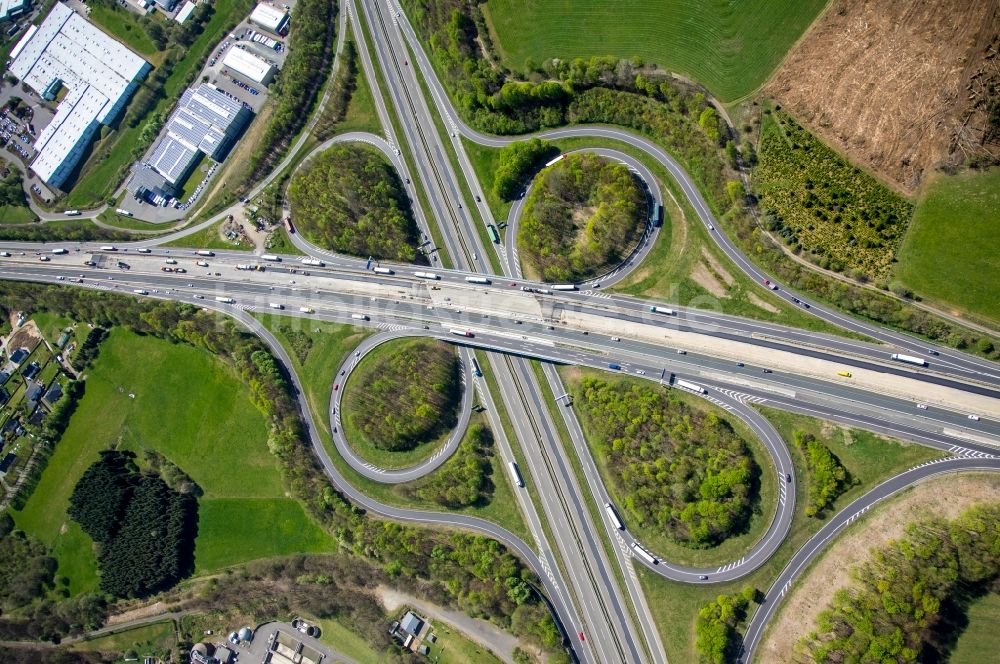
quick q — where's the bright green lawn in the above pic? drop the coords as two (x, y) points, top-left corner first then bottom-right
(951, 592), (1000, 664)
(895, 168), (1000, 326)
(639, 407), (943, 663)
(13, 327), (332, 592)
(482, 0), (828, 101)
(0, 204), (36, 224)
(73, 620), (175, 659)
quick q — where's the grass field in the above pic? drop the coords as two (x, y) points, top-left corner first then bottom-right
(0, 204), (37, 224)
(481, 0), (828, 102)
(895, 168), (1000, 326)
(73, 620), (175, 661)
(13, 328), (332, 593)
(952, 592), (1000, 663)
(637, 407), (942, 663)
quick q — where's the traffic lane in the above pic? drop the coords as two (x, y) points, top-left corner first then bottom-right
(492, 357), (625, 663)
(357, 0), (487, 270)
(224, 304), (587, 663)
(8, 243), (1000, 395)
(329, 333), (475, 483)
(352, 2), (465, 268)
(738, 459), (1000, 664)
(540, 364), (668, 664)
(4, 262), (999, 439)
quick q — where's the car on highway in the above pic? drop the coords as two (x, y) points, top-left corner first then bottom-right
(968, 414), (981, 421)
(786, 473), (792, 482)
(762, 368), (773, 373)
(39, 256), (50, 261)
(917, 404), (928, 409)
(762, 279), (778, 290)
(333, 384), (339, 391)
(611, 336), (620, 342)
(699, 575), (708, 580)
(676, 349), (686, 355)
(736, 362), (744, 367)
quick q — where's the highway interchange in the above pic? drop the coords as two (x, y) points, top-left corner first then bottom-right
(3, 1), (1000, 661)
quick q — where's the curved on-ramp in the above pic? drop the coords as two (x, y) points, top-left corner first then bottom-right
(330, 331), (476, 483)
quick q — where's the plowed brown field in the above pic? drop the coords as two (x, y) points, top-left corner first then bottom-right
(766, 0), (1000, 194)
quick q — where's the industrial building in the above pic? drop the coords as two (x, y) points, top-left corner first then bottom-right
(250, 2), (289, 35)
(223, 46), (275, 85)
(7, 3), (150, 188)
(147, 83), (252, 187)
(0, 0), (29, 23)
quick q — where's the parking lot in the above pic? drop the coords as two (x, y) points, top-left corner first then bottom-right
(201, 5), (295, 114)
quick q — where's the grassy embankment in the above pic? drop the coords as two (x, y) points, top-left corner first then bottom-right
(895, 168), (1000, 327)
(13, 328), (334, 594)
(637, 405), (944, 663)
(253, 315), (531, 545)
(481, 0), (827, 102)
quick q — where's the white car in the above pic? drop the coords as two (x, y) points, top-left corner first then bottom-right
(635, 369), (646, 375)
(968, 414), (981, 421)
(916, 404), (928, 410)
(611, 336), (620, 342)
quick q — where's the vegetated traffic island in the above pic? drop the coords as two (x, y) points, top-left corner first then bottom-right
(341, 338), (462, 469)
(517, 152), (647, 283)
(559, 366), (774, 566)
(288, 144), (426, 263)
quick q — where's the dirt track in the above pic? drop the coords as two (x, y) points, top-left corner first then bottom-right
(766, 0), (1000, 194)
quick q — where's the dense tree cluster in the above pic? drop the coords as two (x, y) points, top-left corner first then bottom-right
(695, 587), (758, 664)
(802, 502), (1000, 663)
(0, 284), (560, 656)
(518, 153), (646, 283)
(245, 0), (336, 185)
(492, 138), (558, 200)
(413, 423), (494, 507)
(68, 451), (138, 544)
(288, 145), (424, 262)
(576, 378), (758, 547)
(68, 451), (197, 598)
(0, 516), (57, 612)
(344, 338), (459, 451)
(0, 166), (27, 208)
(794, 431), (852, 517)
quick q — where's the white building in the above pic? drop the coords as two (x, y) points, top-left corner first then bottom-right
(0, 0), (30, 23)
(174, 0), (196, 24)
(222, 46), (274, 85)
(7, 3), (150, 188)
(249, 2), (288, 35)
